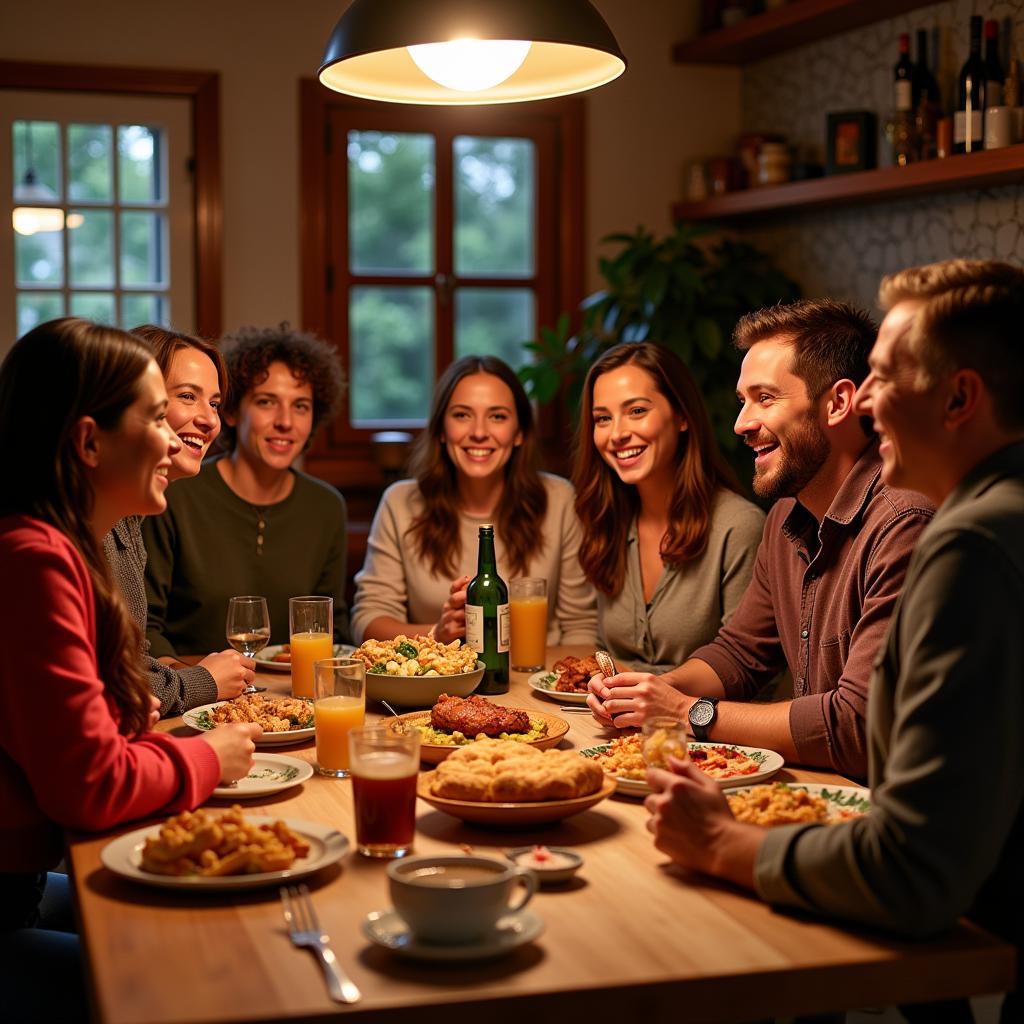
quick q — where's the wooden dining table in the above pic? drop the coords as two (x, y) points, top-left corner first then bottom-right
(67, 647), (1014, 1023)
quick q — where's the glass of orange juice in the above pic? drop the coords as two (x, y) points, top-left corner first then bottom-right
(509, 577), (548, 672)
(314, 657), (365, 777)
(289, 596), (333, 699)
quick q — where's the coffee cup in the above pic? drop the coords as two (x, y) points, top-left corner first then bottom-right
(387, 854), (536, 945)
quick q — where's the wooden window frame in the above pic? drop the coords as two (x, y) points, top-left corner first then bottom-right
(0, 60), (223, 337)
(298, 79), (585, 491)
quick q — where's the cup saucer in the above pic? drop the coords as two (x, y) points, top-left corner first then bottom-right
(362, 907), (544, 961)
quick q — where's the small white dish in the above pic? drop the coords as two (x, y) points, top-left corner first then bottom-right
(527, 670), (589, 705)
(362, 907), (543, 961)
(504, 846), (584, 885)
(211, 753), (313, 799)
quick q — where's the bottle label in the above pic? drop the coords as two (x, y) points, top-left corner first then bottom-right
(497, 603), (510, 654)
(954, 110), (983, 144)
(895, 80), (912, 111)
(465, 604), (483, 654)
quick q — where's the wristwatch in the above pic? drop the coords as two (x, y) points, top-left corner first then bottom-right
(688, 697), (719, 741)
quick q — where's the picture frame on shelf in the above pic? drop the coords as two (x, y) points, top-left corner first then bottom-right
(826, 111), (877, 175)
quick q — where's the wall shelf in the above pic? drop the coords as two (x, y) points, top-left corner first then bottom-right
(672, 145), (1024, 222)
(673, 0), (937, 65)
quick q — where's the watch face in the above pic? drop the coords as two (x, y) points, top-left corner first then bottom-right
(689, 700), (716, 728)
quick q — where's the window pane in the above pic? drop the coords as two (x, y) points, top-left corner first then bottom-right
(68, 209), (114, 286)
(15, 225), (63, 286)
(68, 123), (113, 202)
(120, 292), (167, 328)
(121, 212), (167, 286)
(17, 292), (64, 337)
(350, 286), (433, 424)
(349, 131), (434, 275)
(12, 121), (61, 199)
(454, 136), (534, 277)
(70, 292), (116, 325)
(454, 288), (534, 370)
(119, 125), (162, 203)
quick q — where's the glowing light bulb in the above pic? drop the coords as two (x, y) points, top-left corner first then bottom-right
(12, 207), (65, 236)
(407, 39), (531, 92)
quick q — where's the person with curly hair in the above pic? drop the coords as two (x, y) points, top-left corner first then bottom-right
(143, 323), (350, 656)
(352, 355), (597, 647)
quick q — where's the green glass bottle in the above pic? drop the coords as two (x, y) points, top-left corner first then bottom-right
(465, 524), (509, 695)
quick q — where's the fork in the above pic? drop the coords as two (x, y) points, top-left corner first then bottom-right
(280, 884), (361, 1004)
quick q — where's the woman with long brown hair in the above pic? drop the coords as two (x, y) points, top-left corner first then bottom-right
(102, 325), (255, 716)
(0, 318), (258, 1020)
(574, 342), (764, 673)
(353, 355), (596, 646)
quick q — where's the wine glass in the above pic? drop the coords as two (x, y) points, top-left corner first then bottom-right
(226, 596), (270, 694)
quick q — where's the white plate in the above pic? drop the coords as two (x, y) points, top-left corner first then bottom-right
(578, 741), (785, 798)
(182, 699), (316, 747)
(527, 670), (589, 705)
(254, 643), (355, 673)
(362, 907), (543, 961)
(100, 816), (349, 891)
(727, 781), (871, 820)
(211, 753), (313, 798)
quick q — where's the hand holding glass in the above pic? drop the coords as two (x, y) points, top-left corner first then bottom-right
(290, 596), (333, 699)
(314, 657), (365, 777)
(226, 596), (269, 693)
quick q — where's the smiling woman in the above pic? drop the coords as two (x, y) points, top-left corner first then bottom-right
(142, 323), (351, 657)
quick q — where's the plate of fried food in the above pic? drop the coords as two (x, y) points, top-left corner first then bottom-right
(726, 782), (870, 826)
(390, 694), (570, 764)
(351, 635), (485, 708)
(527, 654), (600, 705)
(417, 738), (616, 826)
(579, 734), (784, 797)
(254, 643), (354, 673)
(183, 693), (315, 746)
(100, 805), (349, 890)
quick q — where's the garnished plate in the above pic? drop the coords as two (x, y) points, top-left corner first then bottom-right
(578, 741), (784, 798)
(183, 698), (315, 747)
(527, 670), (589, 705)
(726, 782), (871, 823)
(211, 753), (313, 798)
(100, 817), (348, 890)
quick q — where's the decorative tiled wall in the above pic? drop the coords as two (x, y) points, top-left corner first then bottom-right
(738, 1), (1024, 313)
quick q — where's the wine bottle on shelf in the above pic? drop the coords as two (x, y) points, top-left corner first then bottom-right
(955, 15), (985, 154)
(984, 19), (1005, 107)
(914, 27), (941, 159)
(465, 524), (509, 696)
(894, 33), (914, 113)
(1006, 58), (1023, 144)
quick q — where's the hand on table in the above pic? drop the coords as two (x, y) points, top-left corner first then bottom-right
(434, 575), (470, 644)
(199, 649), (257, 699)
(201, 723), (261, 784)
(645, 757), (759, 889)
(146, 695), (160, 731)
(587, 671), (691, 730)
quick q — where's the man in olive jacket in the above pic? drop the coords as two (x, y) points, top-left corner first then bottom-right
(645, 259), (1024, 1023)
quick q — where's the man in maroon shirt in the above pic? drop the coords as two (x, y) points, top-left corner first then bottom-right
(589, 299), (934, 780)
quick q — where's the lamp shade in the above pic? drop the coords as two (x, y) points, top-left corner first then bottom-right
(319, 0), (626, 105)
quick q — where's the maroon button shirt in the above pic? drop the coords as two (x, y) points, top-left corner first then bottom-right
(690, 442), (934, 780)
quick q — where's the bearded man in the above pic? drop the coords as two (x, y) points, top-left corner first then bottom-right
(589, 299), (934, 780)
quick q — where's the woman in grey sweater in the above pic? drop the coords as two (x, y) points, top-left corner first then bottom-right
(574, 342), (765, 674)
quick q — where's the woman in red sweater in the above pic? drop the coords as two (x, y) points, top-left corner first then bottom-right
(0, 318), (259, 1021)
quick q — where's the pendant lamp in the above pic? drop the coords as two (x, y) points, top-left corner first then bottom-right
(319, 0), (626, 105)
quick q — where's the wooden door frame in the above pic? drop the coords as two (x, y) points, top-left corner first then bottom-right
(0, 59), (223, 338)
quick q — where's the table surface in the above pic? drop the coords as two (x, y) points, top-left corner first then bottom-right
(68, 648), (1014, 1024)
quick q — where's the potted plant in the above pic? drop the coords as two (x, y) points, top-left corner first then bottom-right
(520, 222), (800, 475)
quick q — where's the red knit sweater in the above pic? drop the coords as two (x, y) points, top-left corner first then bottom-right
(0, 515), (220, 872)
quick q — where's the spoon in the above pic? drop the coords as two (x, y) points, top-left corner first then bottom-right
(380, 699), (408, 733)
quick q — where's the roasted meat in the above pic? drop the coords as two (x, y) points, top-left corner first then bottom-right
(430, 694), (531, 737)
(552, 655), (600, 693)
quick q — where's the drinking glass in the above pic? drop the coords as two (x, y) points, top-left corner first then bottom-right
(289, 596), (333, 699)
(509, 577), (547, 672)
(314, 657), (365, 778)
(641, 717), (689, 768)
(349, 725), (420, 858)
(225, 595), (270, 694)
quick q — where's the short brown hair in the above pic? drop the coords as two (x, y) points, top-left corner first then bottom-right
(130, 324), (228, 400)
(733, 299), (877, 398)
(879, 259), (1024, 431)
(219, 323), (345, 449)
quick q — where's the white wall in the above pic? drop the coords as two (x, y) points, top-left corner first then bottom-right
(1, 0), (740, 324)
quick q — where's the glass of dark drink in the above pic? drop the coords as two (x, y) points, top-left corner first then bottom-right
(349, 725), (421, 858)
